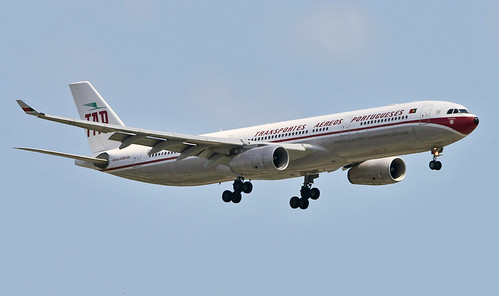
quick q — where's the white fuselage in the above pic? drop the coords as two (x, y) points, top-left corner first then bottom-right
(88, 101), (477, 186)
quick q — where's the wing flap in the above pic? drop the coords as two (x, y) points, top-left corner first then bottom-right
(108, 132), (194, 154)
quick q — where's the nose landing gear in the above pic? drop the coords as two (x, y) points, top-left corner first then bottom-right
(429, 147), (443, 170)
(222, 178), (253, 204)
(290, 174), (320, 210)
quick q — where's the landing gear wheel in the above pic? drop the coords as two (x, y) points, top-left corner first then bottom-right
(310, 188), (320, 200)
(242, 181), (253, 194)
(429, 147), (444, 171)
(299, 198), (309, 210)
(429, 160), (443, 170)
(233, 180), (243, 193)
(300, 186), (311, 199)
(290, 174), (320, 210)
(221, 178), (253, 205)
(290, 196), (300, 209)
(222, 190), (233, 203)
(232, 192), (242, 203)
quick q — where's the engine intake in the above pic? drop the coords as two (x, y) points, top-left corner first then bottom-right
(94, 152), (110, 169)
(75, 152), (110, 170)
(229, 146), (289, 174)
(347, 157), (406, 185)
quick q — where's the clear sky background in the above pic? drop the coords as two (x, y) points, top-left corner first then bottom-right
(1, 1), (498, 295)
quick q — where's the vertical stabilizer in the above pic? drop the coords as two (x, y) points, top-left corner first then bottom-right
(69, 81), (125, 153)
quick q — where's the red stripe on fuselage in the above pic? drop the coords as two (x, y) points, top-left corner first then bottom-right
(102, 156), (178, 172)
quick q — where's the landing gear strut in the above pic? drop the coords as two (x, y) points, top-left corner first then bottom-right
(429, 147), (443, 170)
(222, 178), (253, 204)
(290, 174), (320, 210)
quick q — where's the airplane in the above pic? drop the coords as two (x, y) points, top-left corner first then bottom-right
(16, 81), (479, 210)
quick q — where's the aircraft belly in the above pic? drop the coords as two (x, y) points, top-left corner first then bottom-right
(110, 158), (234, 186)
(326, 123), (464, 162)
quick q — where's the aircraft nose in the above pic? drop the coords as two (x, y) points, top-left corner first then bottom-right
(459, 116), (479, 135)
(449, 116), (479, 135)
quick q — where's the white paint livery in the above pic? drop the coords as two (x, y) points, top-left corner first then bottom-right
(16, 81), (479, 209)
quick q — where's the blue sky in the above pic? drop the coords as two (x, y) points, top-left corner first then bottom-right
(1, 1), (498, 295)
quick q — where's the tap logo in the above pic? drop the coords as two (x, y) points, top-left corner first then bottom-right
(84, 102), (108, 137)
(84, 102), (105, 111)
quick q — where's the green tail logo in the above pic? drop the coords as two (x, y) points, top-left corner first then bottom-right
(84, 102), (105, 111)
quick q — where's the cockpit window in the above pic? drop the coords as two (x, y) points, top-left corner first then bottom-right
(447, 108), (469, 114)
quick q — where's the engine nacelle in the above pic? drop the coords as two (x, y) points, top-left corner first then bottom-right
(229, 146), (289, 174)
(347, 157), (406, 185)
(74, 152), (110, 170)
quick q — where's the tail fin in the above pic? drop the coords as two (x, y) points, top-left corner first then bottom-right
(69, 81), (125, 153)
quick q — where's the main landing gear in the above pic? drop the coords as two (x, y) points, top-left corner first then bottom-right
(222, 178), (253, 204)
(429, 147), (443, 170)
(289, 174), (320, 210)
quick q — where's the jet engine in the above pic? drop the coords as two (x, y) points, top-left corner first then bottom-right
(347, 157), (406, 185)
(74, 152), (110, 170)
(229, 146), (289, 174)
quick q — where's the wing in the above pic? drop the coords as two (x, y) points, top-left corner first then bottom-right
(16, 100), (321, 166)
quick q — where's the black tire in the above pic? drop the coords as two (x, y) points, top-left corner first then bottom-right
(232, 192), (242, 203)
(233, 180), (243, 193)
(436, 161), (442, 170)
(222, 190), (233, 203)
(299, 198), (309, 210)
(300, 186), (311, 198)
(310, 188), (320, 200)
(242, 181), (253, 194)
(290, 196), (300, 209)
(429, 160), (436, 170)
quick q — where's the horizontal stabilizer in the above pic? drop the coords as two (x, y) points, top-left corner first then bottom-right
(14, 147), (108, 164)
